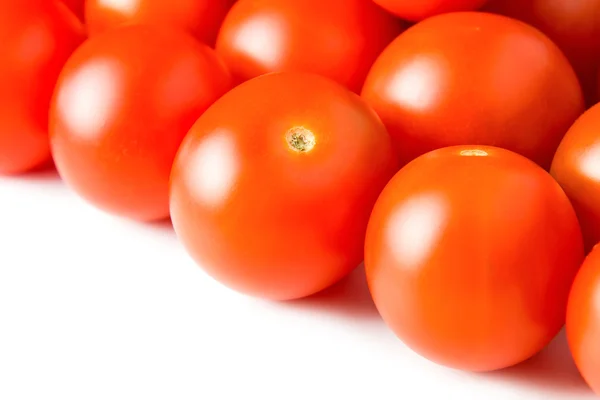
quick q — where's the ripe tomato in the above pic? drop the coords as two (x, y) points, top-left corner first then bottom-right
(215, 0), (403, 93)
(61, 0), (85, 20)
(0, 0), (84, 175)
(50, 25), (232, 221)
(567, 245), (600, 396)
(373, 0), (488, 21)
(485, 0), (600, 106)
(365, 145), (584, 372)
(170, 72), (398, 301)
(85, 0), (236, 46)
(361, 12), (584, 169)
(551, 103), (600, 253)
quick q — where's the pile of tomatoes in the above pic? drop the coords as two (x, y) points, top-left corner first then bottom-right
(3, 0), (600, 394)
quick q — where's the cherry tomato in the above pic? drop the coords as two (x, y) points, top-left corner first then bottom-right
(61, 0), (85, 20)
(551, 103), (600, 253)
(567, 245), (600, 396)
(361, 12), (584, 169)
(85, 0), (236, 46)
(0, 0), (84, 175)
(485, 0), (600, 106)
(365, 145), (584, 372)
(49, 25), (232, 221)
(373, 0), (488, 21)
(215, 0), (403, 93)
(170, 72), (398, 301)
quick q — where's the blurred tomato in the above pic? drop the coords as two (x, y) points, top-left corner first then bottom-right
(50, 25), (232, 221)
(362, 12), (584, 169)
(365, 145), (584, 371)
(373, 0), (488, 21)
(170, 72), (398, 300)
(61, 0), (85, 20)
(215, 0), (403, 93)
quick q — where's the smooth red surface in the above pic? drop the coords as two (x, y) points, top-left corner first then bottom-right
(85, 0), (236, 46)
(551, 103), (600, 252)
(215, 0), (403, 93)
(362, 12), (584, 169)
(50, 25), (232, 221)
(170, 72), (398, 301)
(485, 0), (600, 106)
(567, 245), (600, 395)
(365, 145), (584, 372)
(0, 0), (85, 175)
(61, 0), (85, 20)
(373, 0), (488, 21)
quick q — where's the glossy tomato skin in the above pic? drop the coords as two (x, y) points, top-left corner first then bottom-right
(50, 25), (232, 221)
(567, 245), (600, 395)
(365, 145), (584, 372)
(85, 0), (236, 46)
(215, 0), (403, 93)
(485, 0), (600, 106)
(362, 12), (584, 169)
(170, 72), (398, 301)
(551, 104), (600, 253)
(61, 0), (85, 20)
(374, 0), (488, 21)
(0, 0), (85, 175)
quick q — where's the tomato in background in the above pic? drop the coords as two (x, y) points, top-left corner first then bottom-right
(365, 145), (584, 372)
(61, 0), (85, 20)
(85, 0), (236, 46)
(373, 0), (488, 21)
(0, 0), (85, 175)
(485, 0), (600, 106)
(50, 25), (232, 221)
(362, 12), (584, 170)
(170, 72), (398, 301)
(215, 0), (403, 93)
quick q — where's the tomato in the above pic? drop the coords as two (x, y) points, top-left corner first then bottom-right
(61, 0), (85, 20)
(485, 0), (600, 106)
(49, 25), (232, 221)
(215, 0), (403, 93)
(551, 104), (600, 253)
(361, 12), (584, 170)
(85, 0), (236, 46)
(373, 0), (488, 21)
(567, 245), (600, 396)
(0, 0), (84, 175)
(365, 145), (584, 372)
(170, 72), (398, 301)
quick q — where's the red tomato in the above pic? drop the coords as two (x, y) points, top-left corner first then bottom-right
(0, 0), (84, 175)
(567, 245), (600, 395)
(362, 12), (584, 169)
(485, 0), (600, 106)
(61, 0), (85, 20)
(49, 25), (232, 221)
(170, 72), (398, 301)
(85, 0), (236, 46)
(373, 0), (488, 21)
(551, 103), (600, 253)
(365, 145), (584, 372)
(215, 0), (403, 93)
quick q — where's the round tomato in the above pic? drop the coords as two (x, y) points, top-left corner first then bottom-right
(0, 0), (84, 175)
(485, 0), (600, 106)
(361, 12), (584, 169)
(215, 0), (403, 93)
(50, 25), (232, 221)
(85, 0), (236, 46)
(567, 245), (600, 396)
(373, 0), (488, 21)
(170, 72), (398, 301)
(61, 0), (85, 20)
(365, 145), (584, 372)
(551, 103), (600, 253)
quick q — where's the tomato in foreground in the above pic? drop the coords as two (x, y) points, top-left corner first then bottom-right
(365, 145), (584, 372)
(85, 0), (236, 46)
(215, 0), (403, 93)
(50, 25), (232, 221)
(485, 0), (600, 106)
(551, 103), (600, 253)
(0, 0), (85, 175)
(170, 72), (398, 301)
(61, 0), (85, 20)
(362, 12), (584, 169)
(373, 0), (488, 21)
(567, 245), (600, 396)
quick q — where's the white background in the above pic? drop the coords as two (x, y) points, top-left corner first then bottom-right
(0, 168), (595, 400)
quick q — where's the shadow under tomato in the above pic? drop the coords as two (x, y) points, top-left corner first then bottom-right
(5, 159), (61, 182)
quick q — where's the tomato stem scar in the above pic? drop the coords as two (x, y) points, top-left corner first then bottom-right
(286, 127), (316, 153)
